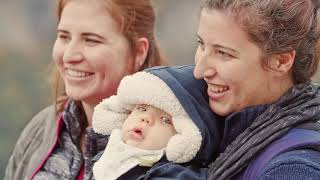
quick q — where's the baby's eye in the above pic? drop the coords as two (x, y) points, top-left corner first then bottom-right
(161, 116), (173, 125)
(136, 106), (147, 112)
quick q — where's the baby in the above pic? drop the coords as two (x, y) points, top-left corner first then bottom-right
(92, 66), (222, 180)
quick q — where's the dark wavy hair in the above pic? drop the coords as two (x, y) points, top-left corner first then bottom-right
(202, 0), (320, 84)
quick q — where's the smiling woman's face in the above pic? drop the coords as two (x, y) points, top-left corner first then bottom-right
(194, 9), (282, 116)
(52, 0), (136, 106)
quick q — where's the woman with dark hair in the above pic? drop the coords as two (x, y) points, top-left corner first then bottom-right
(194, 0), (320, 179)
(5, 0), (165, 179)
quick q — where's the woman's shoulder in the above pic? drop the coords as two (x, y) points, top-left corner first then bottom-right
(4, 105), (58, 179)
(23, 105), (56, 134)
(14, 105), (57, 151)
(259, 149), (320, 180)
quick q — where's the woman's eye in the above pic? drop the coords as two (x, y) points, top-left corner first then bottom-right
(85, 38), (101, 46)
(218, 50), (226, 56)
(197, 40), (205, 51)
(59, 35), (66, 39)
(137, 106), (147, 112)
(58, 34), (70, 41)
(161, 116), (173, 125)
(217, 50), (233, 59)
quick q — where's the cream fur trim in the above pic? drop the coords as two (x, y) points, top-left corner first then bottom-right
(93, 129), (164, 180)
(92, 71), (202, 163)
(93, 95), (133, 135)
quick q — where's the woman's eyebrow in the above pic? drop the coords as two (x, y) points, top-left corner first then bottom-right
(82, 32), (105, 40)
(57, 29), (69, 34)
(197, 34), (240, 55)
(211, 44), (240, 55)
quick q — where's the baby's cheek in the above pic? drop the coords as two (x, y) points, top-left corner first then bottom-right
(120, 129), (128, 141)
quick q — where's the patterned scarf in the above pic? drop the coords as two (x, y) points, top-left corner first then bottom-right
(208, 83), (320, 180)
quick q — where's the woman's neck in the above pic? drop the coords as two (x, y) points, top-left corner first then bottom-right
(263, 76), (294, 105)
(81, 101), (95, 127)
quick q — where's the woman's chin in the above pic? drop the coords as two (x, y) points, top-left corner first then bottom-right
(209, 101), (232, 117)
(65, 90), (94, 103)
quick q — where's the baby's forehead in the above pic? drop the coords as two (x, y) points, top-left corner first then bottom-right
(134, 104), (162, 111)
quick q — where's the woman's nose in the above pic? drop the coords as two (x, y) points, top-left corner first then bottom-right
(194, 60), (205, 79)
(63, 42), (84, 63)
(194, 51), (216, 79)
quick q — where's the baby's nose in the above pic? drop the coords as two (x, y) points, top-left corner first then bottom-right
(140, 117), (154, 125)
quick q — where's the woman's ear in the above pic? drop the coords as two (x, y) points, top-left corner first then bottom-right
(268, 50), (296, 76)
(134, 37), (149, 71)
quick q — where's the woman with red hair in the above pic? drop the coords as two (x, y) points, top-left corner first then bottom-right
(5, 0), (165, 179)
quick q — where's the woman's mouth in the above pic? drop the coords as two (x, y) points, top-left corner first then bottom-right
(207, 84), (229, 100)
(66, 68), (94, 78)
(209, 84), (229, 93)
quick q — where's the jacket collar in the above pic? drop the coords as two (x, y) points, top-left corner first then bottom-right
(62, 100), (108, 173)
(220, 104), (269, 152)
(62, 100), (87, 144)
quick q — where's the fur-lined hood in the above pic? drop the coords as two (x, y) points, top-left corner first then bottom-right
(93, 65), (221, 165)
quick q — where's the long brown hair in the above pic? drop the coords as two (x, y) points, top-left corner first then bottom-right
(202, 0), (320, 84)
(50, 0), (165, 116)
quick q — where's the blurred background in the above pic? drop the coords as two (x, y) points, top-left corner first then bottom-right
(0, 0), (201, 177)
(1, 0), (320, 178)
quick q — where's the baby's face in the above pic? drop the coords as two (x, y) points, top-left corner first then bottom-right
(121, 104), (177, 150)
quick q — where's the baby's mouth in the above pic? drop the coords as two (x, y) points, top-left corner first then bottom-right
(130, 128), (144, 140)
